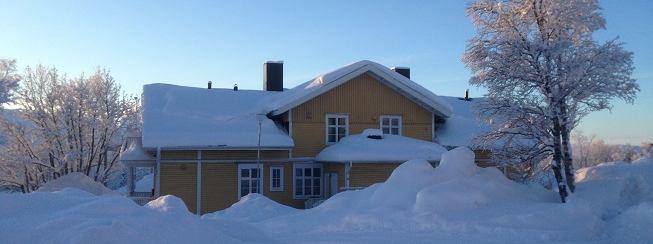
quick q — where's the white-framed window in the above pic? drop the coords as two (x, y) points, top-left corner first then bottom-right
(293, 163), (323, 199)
(269, 166), (284, 192)
(238, 164), (263, 198)
(380, 115), (402, 135)
(326, 114), (349, 145)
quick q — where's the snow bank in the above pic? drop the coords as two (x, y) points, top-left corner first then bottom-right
(212, 147), (649, 243)
(145, 195), (189, 214)
(574, 158), (653, 221)
(0, 190), (272, 243)
(316, 129), (447, 162)
(37, 172), (116, 196)
(4, 149), (651, 243)
(203, 193), (299, 222)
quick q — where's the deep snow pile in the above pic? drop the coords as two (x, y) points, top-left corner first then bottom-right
(37, 172), (116, 196)
(0, 190), (272, 243)
(2, 149), (651, 243)
(212, 148), (651, 243)
(203, 193), (299, 223)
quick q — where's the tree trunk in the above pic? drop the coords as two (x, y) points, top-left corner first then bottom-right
(23, 165), (31, 193)
(551, 116), (568, 203)
(560, 103), (576, 192)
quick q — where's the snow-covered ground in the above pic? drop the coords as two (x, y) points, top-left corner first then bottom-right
(1, 148), (651, 243)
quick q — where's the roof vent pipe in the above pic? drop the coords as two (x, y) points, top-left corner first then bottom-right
(234, 83), (238, 91)
(208, 81), (212, 89)
(465, 89), (469, 100)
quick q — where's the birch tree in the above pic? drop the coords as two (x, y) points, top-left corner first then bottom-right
(464, 0), (638, 202)
(0, 65), (139, 192)
(0, 59), (20, 106)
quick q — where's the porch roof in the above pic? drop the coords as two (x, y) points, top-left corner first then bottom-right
(315, 129), (447, 163)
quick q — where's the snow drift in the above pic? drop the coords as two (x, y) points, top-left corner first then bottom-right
(211, 148), (651, 243)
(0, 191), (272, 243)
(203, 193), (299, 223)
(37, 172), (116, 196)
(2, 150), (651, 243)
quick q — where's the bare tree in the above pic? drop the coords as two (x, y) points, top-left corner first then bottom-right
(571, 131), (596, 168)
(0, 59), (20, 106)
(0, 65), (139, 192)
(464, 0), (639, 202)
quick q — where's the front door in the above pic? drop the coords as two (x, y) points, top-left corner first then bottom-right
(328, 172), (338, 197)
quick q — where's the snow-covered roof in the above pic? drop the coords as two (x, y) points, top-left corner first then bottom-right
(270, 60), (453, 118)
(316, 129), (447, 162)
(141, 84), (294, 149)
(434, 96), (490, 147)
(141, 60), (456, 149)
(120, 136), (155, 162)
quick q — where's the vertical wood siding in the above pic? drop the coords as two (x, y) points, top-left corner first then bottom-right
(262, 163), (305, 209)
(160, 163), (197, 213)
(291, 73), (433, 157)
(160, 150), (297, 214)
(350, 163), (401, 187)
(200, 163), (237, 213)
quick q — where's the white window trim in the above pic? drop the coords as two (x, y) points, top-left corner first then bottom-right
(292, 163), (324, 200)
(379, 115), (402, 135)
(237, 163), (264, 199)
(269, 166), (284, 192)
(325, 114), (349, 145)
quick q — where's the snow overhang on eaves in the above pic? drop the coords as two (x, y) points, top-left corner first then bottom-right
(269, 60), (453, 118)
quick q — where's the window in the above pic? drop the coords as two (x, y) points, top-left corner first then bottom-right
(293, 163), (322, 199)
(238, 164), (263, 198)
(269, 166), (284, 192)
(326, 114), (348, 144)
(380, 115), (402, 135)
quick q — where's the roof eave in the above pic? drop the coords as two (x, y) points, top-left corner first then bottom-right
(271, 64), (452, 118)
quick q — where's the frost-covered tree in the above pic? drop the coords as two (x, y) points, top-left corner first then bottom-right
(464, 0), (638, 202)
(0, 59), (20, 106)
(0, 65), (139, 192)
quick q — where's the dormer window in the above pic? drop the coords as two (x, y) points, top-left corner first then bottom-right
(380, 115), (402, 135)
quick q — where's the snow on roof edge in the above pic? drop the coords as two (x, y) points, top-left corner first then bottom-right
(269, 60), (453, 118)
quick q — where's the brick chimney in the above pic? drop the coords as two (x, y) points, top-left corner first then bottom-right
(263, 61), (283, 91)
(391, 66), (410, 79)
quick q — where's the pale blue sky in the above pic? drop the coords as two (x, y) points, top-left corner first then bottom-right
(1, 0), (651, 144)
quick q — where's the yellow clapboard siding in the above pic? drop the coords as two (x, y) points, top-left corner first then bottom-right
(200, 163), (237, 213)
(292, 73), (433, 157)
(160, 163), (197, 213)
(350, 163), (401, 187)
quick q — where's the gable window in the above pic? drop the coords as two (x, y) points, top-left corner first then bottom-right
(380, 115), (402, 135)
(326, 114), (348, 145)
(238, 164), (263, 198)
(293, 163), (322, 199)
(269, 166), (284, 192)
